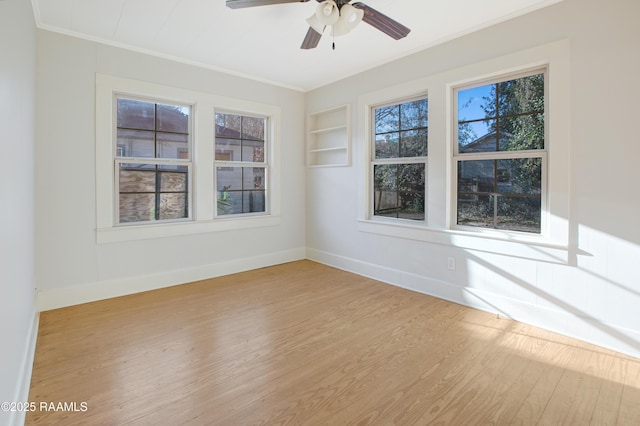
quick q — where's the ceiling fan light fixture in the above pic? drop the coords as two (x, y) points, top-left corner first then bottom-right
(332, 4), (364, 37)
(317, 0), (339, 21)
(306, 0), (339, 34)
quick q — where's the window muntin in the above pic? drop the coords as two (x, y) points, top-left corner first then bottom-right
(372, 97), (428, 221)
(215, 112), (267, 216)
(454, 70), (545, 234)
(115, 97), (192, 224)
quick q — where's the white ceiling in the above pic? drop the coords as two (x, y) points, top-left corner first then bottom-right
(32, 0), (562, 91)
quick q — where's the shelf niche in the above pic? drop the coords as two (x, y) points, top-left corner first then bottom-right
(307, 104), (350, 167)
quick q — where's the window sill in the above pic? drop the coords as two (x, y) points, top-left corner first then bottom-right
(357, 219), (569, 264)
(97, 215), (281, 244)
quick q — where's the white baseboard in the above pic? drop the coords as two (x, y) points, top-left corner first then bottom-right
(9, 306), (39, 426)
(37, 247), (306, 311)
(306, 247), (640, 360)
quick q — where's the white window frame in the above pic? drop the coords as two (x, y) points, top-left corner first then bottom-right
(96, 74), (281, 244)
(214, 109), (270, 218)
(357, 40), (570, 263)
(451, 68), (548, 236)
(370, 95), (429, 224)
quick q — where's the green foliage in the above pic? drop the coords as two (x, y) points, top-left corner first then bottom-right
(458, 73), (545, 233)
(217, 186), (233, 215)
(481, 73), (544, 151)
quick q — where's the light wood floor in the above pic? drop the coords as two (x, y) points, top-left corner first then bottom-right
(27, 260), (640, 425)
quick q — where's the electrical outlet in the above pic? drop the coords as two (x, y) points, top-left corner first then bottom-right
(447, 257), (456, 270)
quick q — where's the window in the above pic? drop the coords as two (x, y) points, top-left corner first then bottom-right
(116, 97), (192, 224)
(215, 112), (267, 216)
(96, 74), (282, 243)
(454, 70), (545, 234)
(371, 97), (428, 221)
(357, 41), (569, 259)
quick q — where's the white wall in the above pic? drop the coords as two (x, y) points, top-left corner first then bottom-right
(0, 0), (38, 425)
(35, 31), (306, 309)
(306, 0), (640, 358)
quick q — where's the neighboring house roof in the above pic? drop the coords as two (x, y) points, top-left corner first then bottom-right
(460, 130), (515, 153)
(461, 131), (494, 153)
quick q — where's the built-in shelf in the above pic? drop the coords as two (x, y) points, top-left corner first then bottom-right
(307, 104), (350, 167)
(309, 146), (346, 153)
(309, 124), (348, 135)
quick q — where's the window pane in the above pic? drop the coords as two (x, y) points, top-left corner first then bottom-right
(496, 158), (541, 195)
(375, 133), (399, 159)
(498, 113), (544, 151)
(217, 167), (242, 191)
(398, 164), (425, 220)
(119, 166), (156, 193)
(159, 169), (188, 192)
(496, 196), (541, 233)
(117, 99), (191, 160)
(373, 164), (424, 221)
(216, 167), (267, 216)
(375, 99), (428, 160)
(457, 194), (494, 228)
(216, 138), (241, 162)
(117, 98), (155, 130)
(458, 85), (493, 122)
(157, 132), (189, 159)
(400, 99), (428, 130)
(374, 164), (398, 217)
(217, 190), (242, 215)
(242, 140), (265, 162)
(159, 193), (187, 220)
(374, 164), (397, 191)
(117, 129), (155, 158)
(458, 160), (495, 193)
(498, 74), (544, 116)
(156, 104), (189, 133)
(243, 167), (266, 190)
(457, 159), (541, 233)
(118, 163), (189, 223)
(242, 116), (265, 141)
(458, 73), (544, 154)
(215, 113), (266, 163)
(215, 113), (241, 137)
(458, 119), (496, 153)
(243, 191), (266, 213)
(119, 193), (155, 223)
(399, 129), (427, 157)
(375, 105), (399, 134)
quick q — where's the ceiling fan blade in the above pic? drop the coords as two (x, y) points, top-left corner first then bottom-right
(226, 0), (309, 9)
(301, 27), (322, 49)
(352, 2), (410, 40)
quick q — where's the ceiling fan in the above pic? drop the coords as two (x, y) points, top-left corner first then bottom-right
(226, 0), (411, 50)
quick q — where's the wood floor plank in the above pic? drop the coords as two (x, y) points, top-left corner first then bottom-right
(590, 354), (625, 426)
(618, 359), (640, 425)
(26, 260), (639, 425)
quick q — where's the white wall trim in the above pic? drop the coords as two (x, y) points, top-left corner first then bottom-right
(38, 247), (306, 311)
(306, 247), (640, 360)
(8, 307), (39, 426)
